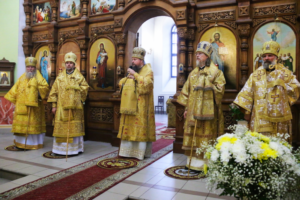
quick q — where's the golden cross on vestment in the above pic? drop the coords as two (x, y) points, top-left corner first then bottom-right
(271, 91), (279, 103)
(254, 70), (265, 80)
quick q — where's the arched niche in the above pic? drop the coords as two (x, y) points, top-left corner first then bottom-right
(122, 6), (176, 70)
(88, 38), (116, 90)
(34, 45), (51, 84)
(57, 41), (81, 75)
(199, 26), (238, 90)
(252, 22), (296, 73)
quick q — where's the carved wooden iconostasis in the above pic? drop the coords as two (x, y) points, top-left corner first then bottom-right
(22, 0), (300, 154)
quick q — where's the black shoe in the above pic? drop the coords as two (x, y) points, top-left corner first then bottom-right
(184, 166), (201, 173)
(191, 169), (201, 173)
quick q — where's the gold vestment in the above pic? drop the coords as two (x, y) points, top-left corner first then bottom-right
(234, 64), (300, 141)
(166, 99), (176, 128)
(117, 63), (156, 142)
(4, 70), (49, 135)
(177, 64), (226, 169)
(48, 68), (89, 141)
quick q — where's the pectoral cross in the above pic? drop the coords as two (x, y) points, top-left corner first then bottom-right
(271, 91), (279, 103)
(253, 70), (265, 80)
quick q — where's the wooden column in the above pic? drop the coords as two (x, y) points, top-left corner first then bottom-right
(81, 0), (89, 19)
(118, 0), (125, 10)
(110, 33), (127, 147)
(22, 0), (33, 57)
(115, 33), (127, 94)
(176, 27), (187, 95)
(77, 0), (90, 78)
(237, 22), (251, 87)
(173, 27), (188, 154)
(47, 1), (59, 87)
(187, 28), (195, 73)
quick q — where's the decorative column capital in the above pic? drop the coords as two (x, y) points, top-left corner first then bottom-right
(115, 33), (127, 45)
(177, 27), (188, 40)
(237, 24), (251, 38)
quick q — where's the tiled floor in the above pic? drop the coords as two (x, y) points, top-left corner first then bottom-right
(0, 115), (233, 200)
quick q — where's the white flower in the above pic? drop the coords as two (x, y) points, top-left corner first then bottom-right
(235, 152), (249, 163)
(232, 141), (246, 155)
(294, 166), (300, 176)
(282, 155), (295, 166)
(247, 142), (263, 158)
(281, 145), (291, 154)
(220, 142), (232, 152)
(234, 125), (248, 137)
(211, 149), (219, 161)
(269, 142), (283, 156)
(220, 151), (231, 163)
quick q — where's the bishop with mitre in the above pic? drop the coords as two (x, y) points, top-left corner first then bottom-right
(234, 40), (300, 141)
(48, 52), (89, 155)
(5, 57), (49, 149)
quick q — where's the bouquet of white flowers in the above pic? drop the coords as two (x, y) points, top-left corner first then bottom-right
(197, 125), (300, 200)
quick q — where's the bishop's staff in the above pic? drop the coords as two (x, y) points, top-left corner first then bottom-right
(24, 107), (31, 151)
(66, 109), (71, 161)
(187, 119), (197, 176)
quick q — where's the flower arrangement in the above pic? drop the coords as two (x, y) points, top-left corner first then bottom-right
(229, 103), (244, 121)
(197, 125), (300, 200)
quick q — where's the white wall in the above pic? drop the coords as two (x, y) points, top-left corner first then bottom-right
(137, 16), (176, 111)
(18, 0), (26, 78)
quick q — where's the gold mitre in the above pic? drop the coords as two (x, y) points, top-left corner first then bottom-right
(262, 40), (280, 56)
(64, 52), (77, 64)
(25, 57), (37, 67)
(196, 41), (213, 58)
(132, 47), (146, 60)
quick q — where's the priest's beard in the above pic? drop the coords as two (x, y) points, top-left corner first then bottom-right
(196, 59), (206, 68)
(26, 70), (36, 79)
(262, 60), (276, 70)
(131, 64), (143, 73)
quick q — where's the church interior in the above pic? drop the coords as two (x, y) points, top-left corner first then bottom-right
(1, 0), (300, 199)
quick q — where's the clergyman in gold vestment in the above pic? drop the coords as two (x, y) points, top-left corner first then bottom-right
(5, 57), (49, 149)
(177, 41), (226, 171)
(117, 47), (156, 160)
(234, 41), (300, 142)
(48, 52), (89, 155)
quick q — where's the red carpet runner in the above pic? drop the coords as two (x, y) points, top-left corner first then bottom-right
(3, 138), (173, 200)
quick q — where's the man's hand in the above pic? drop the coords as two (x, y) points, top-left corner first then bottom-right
(128, 75), (135, 79)
(52, 107), (57, 115)
(127, 68), (136, 76)
(184, 111), (187, 118)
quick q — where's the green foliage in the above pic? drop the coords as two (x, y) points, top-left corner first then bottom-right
(229, 103), (245, 121)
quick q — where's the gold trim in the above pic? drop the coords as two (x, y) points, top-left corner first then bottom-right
(14, 140), (43, 150)
(56, 137), (74, 143)
(259, 115), (292, 123)
(0, 125), (12, 128)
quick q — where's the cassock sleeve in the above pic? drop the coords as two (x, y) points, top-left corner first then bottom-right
(177, 75), (190, 108)
(37, 76), (50, 100)
(78, 76), (89, 103)
(119, 77), (127, 88)
(212, 70), (226, 105)
(285, 74), (300, 105)
(4, 79), (19, 104)
(134, 70), (153, 95)
(233, 74), (254, 112)
(47, 79), (59, 107)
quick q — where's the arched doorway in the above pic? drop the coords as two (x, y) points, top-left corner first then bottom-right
(122, 7), (177, 129)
